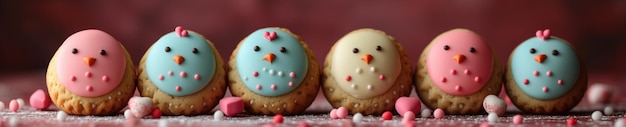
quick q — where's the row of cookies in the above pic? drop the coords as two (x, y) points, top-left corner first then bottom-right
(45, 26), (586, 116)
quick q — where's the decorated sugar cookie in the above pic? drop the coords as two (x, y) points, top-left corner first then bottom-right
(137, 26), (227, 115)
(505, 29), (587, 114)
(415, 28), (503, 114)
(46, 29), (136, 115)
(228, 27), (319, 115)
(322, 28), (413, 115)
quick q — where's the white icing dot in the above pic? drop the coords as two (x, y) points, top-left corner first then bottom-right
(269, 70), (275, 75)
(0, 101), (5, 110)
(283, 104), (287, 108)
(351, 84), (356, 89)
(57, 111), (68, 121)
(264, 104), (268, 108)
(262, 68), (267, 71)
(294, 100), (298, 103)
(354, 103), (359, 108)
(393, 91), (397, 95)
(421, 109), (432, 118)
(92, 104), (96, 109)
(146, 87), (151, 91)
(117, 91), (122, 95)
(190, 105), (194, 109)
(277, 108), (281, 111)
(374, 103), (378, 107)
(214, 110), (224, 121)
(16, 98), (24, 109)
(203, 102), (207, 106)
(212, 87), (216, 91)
(158, 119), (169, 127)
(329, 88), (334, 92)
(79, 101), (83, 104)
(124, 109), (133, 119)
(592, 111), (603, 121)
(271, 104), (275, 107)
(244, 77), (248, 81)
(604, 106), (614, 115)
(9, 117), (18, 127)
(353, 113), (364, 122)
(367, 85), (372, 90)
(168, 103), (173, 107)
(386, 99), (390, 103)
(615, 118), (625, 127)
(278, 71), (283, 76)
(250, 100), (254, 104)
(356, 68), (362, 73)
(370, 67), (376, 72)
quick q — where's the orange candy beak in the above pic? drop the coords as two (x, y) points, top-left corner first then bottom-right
(173, 55), (185, 65)
(83, 57), (96, 67)
(453, 54), (466, 64)
(263, 53), (276, 64)
(361, 54), (373, 65)
(535, 54), (547, 63)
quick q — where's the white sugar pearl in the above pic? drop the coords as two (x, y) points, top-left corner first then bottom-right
(421, 109), (432, 118)
(352, 113), (363, 122)
(124, 109), (134, 119)
(0, 101), (5, 110)
(158, 119), (169, 127)
(16, 98), (25, 110)
(604, 106), (614, 115)
(57, 111), (68, 121)
(214, 110), (224, 121)
(487, 113), (498, 123)
(615, 118), (625, 127)
(592, 111), (603, 121)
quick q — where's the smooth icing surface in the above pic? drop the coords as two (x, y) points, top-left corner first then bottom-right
(330, 29), (401, 99)
(145, 27), (216, 96)
(236, 28), (308, 96)
(510, 33), (580, 100)
(426, 29), (493, 96)
(56, 29), (126, 97)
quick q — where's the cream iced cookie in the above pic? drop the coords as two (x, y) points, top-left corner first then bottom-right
(505, 29), (587, 114)
(228, 27), (319, 115)
(415, 28), (503, 114)
(137, 26), (227, 115)
(46, 29), (136, 115)
(322, 28), (413, 115)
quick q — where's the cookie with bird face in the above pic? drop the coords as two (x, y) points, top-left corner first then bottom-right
(322, 28), (413, 115)
(505, 29), (587, 114)
(46, 29), (136, 115)
(415, 28), (503, 114)
(137, 26), (226, 115)
(228, 27), (319, 115)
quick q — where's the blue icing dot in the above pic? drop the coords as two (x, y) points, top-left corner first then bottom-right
(145, 31), (216, 96)
(511, 37), (580, 100)
(236, 28), (308, 96)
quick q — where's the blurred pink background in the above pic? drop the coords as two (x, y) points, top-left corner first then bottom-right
(0, 1), (625, 108)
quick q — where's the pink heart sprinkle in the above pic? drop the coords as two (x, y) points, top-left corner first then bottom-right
(175, 26), (188, 37)
(345, 75), (351, 82)
(536, 29), (551, 40)
(264, 31), (277, 41)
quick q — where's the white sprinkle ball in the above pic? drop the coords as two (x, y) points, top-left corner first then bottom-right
(0, 101), (5, 110)
(56, 111), (68, 121)
(604, 106), (614, 115)
(124, 109), (134, 119)
(214, 110), (224, 121)
(592, 111), (603, 121)
(16, 98), (25, 110)
(9, 117), (18, 127)
(421, 109), (432, 118)
(352, 113), (363, 122)
(614, 118), (625, 127)
(487, 113), (498, 123)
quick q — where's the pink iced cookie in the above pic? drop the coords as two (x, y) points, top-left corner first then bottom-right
(29, 89), (52, 110)
(128, 96), (153, 118)
(395, 97), (421, 117)
(219, 97), (244, 117)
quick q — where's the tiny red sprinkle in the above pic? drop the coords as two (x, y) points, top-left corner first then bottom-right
(382, 111), (393, 120)
(567, 117), (576, 126)
(273, 114), (284, 124)
(152, 109), (162, 119)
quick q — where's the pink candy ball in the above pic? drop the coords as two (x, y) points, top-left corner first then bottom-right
(330, 109), (338, 119)
(336, 107), (348, 119)
(9, 99), (19, 112)
(402, 111), (416, 123)
(512, 114), (523, 124)
(433, 109), (445, 119)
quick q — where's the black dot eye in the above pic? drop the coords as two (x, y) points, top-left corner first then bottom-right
(192, 48), (198, 54)
(165, 47), (171, 52)
(529, 48), (536, 54)
(443, 45), (450, 50)
(352, 48), (359, 53)
(71, 48), (78, 54)
(552, 50), (559, 56)
(280, 47), (287, 53)
(99, 49), (107, 56)
(254, 46), (260, 52)
(376, 45), (382, 51)
(469, 47), (476, 53)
